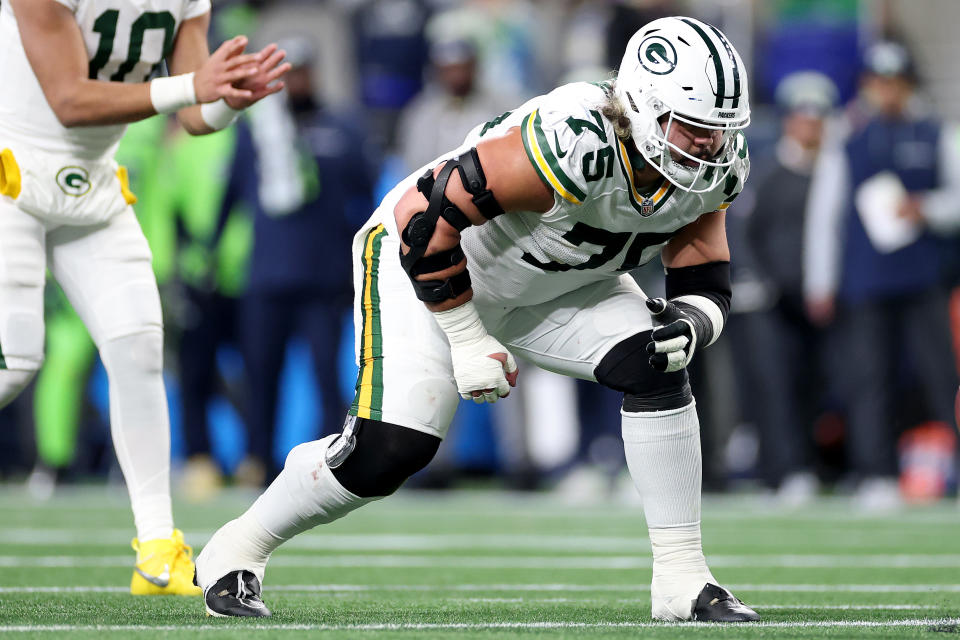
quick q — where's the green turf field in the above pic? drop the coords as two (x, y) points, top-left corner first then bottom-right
(0, 487), (958, 639)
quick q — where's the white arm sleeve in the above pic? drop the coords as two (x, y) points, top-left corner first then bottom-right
(920, 122), (960, 234)
(803, 144), (849, 301)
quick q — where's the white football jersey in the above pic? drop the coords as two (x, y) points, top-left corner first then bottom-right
(458, 82), (750, 307)
(0, 0), (210, 158)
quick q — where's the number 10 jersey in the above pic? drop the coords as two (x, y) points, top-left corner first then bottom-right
(0, 0), (210, 159)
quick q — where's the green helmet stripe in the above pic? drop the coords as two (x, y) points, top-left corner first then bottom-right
(680, 18), (725, 109)
(707, 23), (741, 109)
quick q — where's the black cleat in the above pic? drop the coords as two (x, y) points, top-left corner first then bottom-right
(203, 570), (272, 618)
(691, 583), (760, 622)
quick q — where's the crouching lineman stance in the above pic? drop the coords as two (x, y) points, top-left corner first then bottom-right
(196, 16), (759, 622)
(0, 0), (289, 594)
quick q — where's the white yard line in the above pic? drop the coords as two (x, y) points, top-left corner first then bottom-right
(1, 583), (959, 594)
(0, 619), (959, 632)
(3, 490), (960, 523)
(0, 527), (950, 551)
(0, 530), (651, 552)
(4, 553), (960, 569)
(0, 529), (945, 551)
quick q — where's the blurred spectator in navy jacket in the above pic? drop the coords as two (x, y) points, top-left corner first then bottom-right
(804, 41), (960, 509)
(350, 0), (431, 148)
(222, 36), (378, 484)
(742, 71), (839, 503)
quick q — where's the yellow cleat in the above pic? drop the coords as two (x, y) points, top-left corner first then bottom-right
(130, 529), (202, 596)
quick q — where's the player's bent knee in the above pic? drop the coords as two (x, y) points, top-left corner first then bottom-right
(0, 368), (39, 409)
(89, 281), (162, 347)
(330, 418), (441, 498)
(99, 328), (164, 377)
(595, 331), (692, 411)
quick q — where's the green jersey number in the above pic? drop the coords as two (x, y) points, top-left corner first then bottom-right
(479, 111), (513, 137)
(583, 147), (614, 182)
(88, 10), (176, 82)
(564, 111), (607, 142)
(521, 222), (673, 273)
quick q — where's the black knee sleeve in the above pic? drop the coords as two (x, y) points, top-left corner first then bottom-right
(331, 418), (441, 498)
(594, 331), (692, 411)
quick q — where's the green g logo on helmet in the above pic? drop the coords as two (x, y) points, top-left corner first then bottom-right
(638, 36), (677, 75)
(56, 166), (91, 197)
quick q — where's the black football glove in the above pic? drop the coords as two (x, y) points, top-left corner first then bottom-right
(645, 297), (700, 373)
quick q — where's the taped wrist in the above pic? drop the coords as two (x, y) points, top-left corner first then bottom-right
(150, 73), (197, 114)
(665, 261), (731, 347)
(201, 99), (241, 130)
(432, 300), (488, 348)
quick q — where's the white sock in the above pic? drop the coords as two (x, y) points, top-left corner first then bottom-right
(196, 435), (378, 587)
(100, 330), (173, 543)
(622, 400), (713, 620)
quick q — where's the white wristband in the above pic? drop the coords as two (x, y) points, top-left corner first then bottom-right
(201, 99), (242, 131)
(149, 73), (197, 114)
(672, 294), (725, 346)
(432, 300), (487, 348)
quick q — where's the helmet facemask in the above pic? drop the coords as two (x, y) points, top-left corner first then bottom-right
(615, 16), (751, 194)
(638, 108), (748, 194)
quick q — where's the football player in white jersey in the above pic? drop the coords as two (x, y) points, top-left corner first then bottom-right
(196, 16), (758, 622)
(0, 0), (289, 595)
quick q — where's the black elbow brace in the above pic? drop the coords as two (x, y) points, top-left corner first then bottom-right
(399, 147), (504, 303)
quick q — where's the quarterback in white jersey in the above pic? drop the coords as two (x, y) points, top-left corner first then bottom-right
(196, 16), (758, 623)
(0, 0), (289, 596)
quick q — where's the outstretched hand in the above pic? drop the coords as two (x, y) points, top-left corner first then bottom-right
(224, 43), (292, 110)
(193, 35), (262, 104)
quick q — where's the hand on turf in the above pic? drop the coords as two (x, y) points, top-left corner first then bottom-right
(645, 297), (697, 373)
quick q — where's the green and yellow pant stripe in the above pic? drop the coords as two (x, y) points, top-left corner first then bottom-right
(350, 224), (387, 420)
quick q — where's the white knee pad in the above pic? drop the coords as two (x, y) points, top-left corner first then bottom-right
(99, 328), (163, 378)
(0, 368), (39, 410)
(1, 309), (45, 370)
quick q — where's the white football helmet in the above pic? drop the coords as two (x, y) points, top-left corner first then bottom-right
(615, 16), (750, 193)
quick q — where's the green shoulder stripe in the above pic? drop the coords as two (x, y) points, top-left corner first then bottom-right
(521, 110), (586, 204)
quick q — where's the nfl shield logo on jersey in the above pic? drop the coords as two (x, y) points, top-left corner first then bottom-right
(640, 197), (655, 217)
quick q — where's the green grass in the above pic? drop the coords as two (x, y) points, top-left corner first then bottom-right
(0, 487), (959, 638)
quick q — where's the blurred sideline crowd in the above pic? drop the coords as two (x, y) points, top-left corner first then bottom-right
(2, 0), (959, 510)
